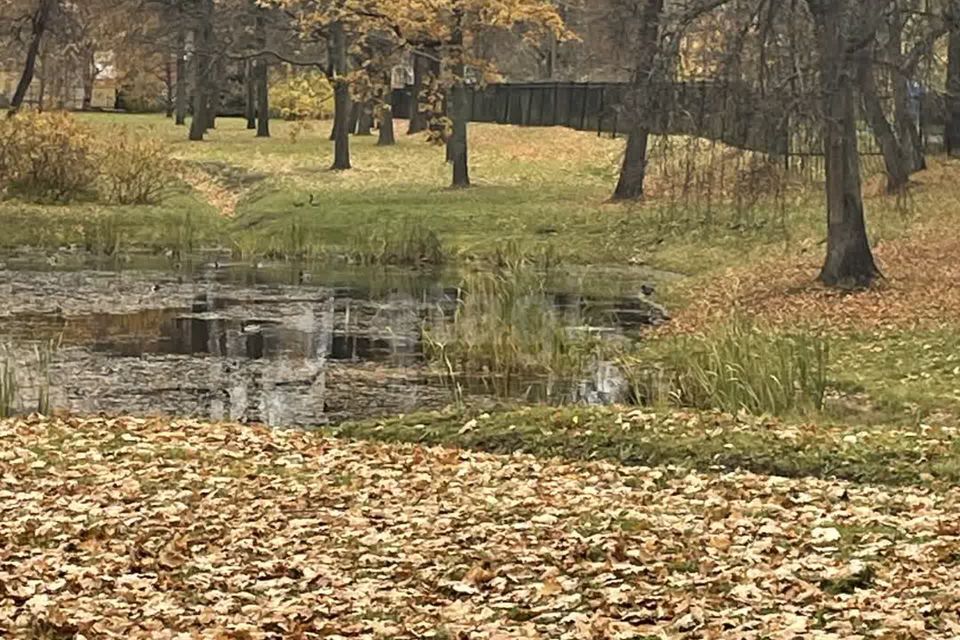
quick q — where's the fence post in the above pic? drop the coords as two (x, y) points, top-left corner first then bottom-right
(597, 85), (605, 136)
(580, 83), (589, 131)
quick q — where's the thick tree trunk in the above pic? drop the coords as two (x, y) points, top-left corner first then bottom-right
(188, 0), (214, 141)
(612, 126), (651, 200)
(858, 52), (910, 193)
(408, 52), (430, 135)
(947, 25), (960, 156)
(244, 60), (256, 129)
(810, 0), (881, 288)
(8, 0), (55, 116)
(330, 21), (351, 170)
(175, 25), (187, 125)
(612, 0), (663, 200)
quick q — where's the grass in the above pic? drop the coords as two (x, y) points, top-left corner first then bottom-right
(0, 112), (920, 275)
(422, 266), (615, 401)
(0, 354), (16, 419)
(626, 317), (830, 415)
(0, 339), (60, 418)
(347, 217), (446, 266)
(329, 405), (960, 487)
(830, 329), (960, 420)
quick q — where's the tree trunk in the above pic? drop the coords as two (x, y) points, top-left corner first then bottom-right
(858, 50), (910, 193)
(356, 102), (373, 135)
(810, 0), (881, 288)
(612, 126), (651, 200)
(164, 58), (175, 118)
(948, 22), (960, 156)
(330, 21), (351, 170)
(8, 0), (55, 116)
(378, 84), (396, 146)
(206, 55), (224, 130)
(255, 11), (269, 137)
(244, 60), (256, 129)
(449, 10), (469, 188)
(37, 51), (46, 111)
(408, 52), (429, 134)
(175, 24), (187, 125)
(611, 0), (663, 200)
(256, 58), (270, 137)
(348, 101), (361, 135)
(893, 78), (926, 172)
(188, 0), (214, 141)
(82, 48), (95, 111)
(887, 8), (925, 172)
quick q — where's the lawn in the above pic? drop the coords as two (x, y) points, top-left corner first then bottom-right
(0, 112), (925, 274)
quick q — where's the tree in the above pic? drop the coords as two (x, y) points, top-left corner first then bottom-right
(175, 21), (188, 124)
(254, 8), (270, 137)
(612, 0), (664, 201)
(407, 51), (436, 134)
(857, 44), (911, 193)
(189, 0), (214, 141)
(806, 0), (883, 287)
(329, 18), (351, 170)
(377, 69), (396, 146)
(390, 0), (569, 188)
(245, 59), (257, 128)
(947, 1), (960, 156)
(8, 0), (57, 115)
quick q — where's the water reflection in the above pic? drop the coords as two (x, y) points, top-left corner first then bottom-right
(0, 259), (671, 425)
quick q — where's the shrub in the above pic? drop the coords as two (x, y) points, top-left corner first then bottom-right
(96, 131), (178, 204)
(270, 71), (334, 121)
(629, 317), (830, 415)
(0, 111), (97, 202)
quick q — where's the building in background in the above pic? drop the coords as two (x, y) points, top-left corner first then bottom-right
(0, 52), (118, 110)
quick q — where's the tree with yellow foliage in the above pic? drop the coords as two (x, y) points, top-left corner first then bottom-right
(274, 0), (569, 185)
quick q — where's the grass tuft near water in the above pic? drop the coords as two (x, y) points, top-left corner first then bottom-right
(423, 266), (615, 402)
(630, 317), (830, 415)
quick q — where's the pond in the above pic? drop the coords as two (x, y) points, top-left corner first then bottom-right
(0, 252), (673, 426)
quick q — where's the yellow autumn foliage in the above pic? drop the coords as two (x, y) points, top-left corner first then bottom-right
(0, 111), (98, 202)
(0, 111), (176, 204)
(270, 70), (335, 121)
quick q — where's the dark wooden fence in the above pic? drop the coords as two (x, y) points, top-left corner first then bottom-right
(392, 80), (788, 154)
(391, 80), (946, 174)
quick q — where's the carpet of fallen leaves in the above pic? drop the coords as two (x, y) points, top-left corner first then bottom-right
(3, 417), (960, 639)
(670, 159), (960, 335)
(670, 223), (960, 335)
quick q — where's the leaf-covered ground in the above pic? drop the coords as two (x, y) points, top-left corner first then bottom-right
(3, 416), (960, 639)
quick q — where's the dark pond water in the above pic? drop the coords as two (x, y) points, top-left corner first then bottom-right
(0, 253), (673, 426)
